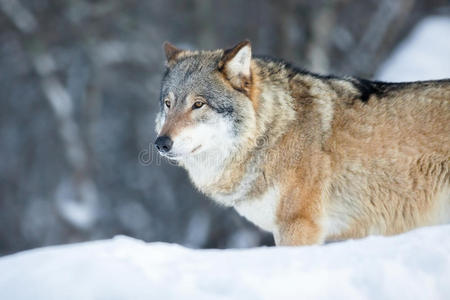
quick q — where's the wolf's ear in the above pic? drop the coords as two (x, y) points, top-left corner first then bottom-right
(163, 42), (182, 67)
(219, 40), (252, 91)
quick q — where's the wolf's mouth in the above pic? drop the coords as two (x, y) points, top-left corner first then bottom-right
(191, 145), (202, 154)
(161, 145), (202, 161)
(163, 153), (184, 161)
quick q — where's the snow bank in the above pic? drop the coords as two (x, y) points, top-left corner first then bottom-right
(376, 16), (450, 81)
(0, 225), (449, 300)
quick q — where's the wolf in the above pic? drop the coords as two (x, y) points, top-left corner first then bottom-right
(154, 40), (450, 246)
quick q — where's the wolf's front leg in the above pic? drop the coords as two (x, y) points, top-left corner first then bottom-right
(275, 178), (325, 246)
(275, 217), (323, 246)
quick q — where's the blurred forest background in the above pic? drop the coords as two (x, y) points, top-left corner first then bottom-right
(1, 0), (449, 255)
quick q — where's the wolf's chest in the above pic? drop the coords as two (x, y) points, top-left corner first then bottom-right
(233, 186), (280, 233)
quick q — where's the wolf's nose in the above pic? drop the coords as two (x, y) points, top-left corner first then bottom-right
(155, 136), (173, 153)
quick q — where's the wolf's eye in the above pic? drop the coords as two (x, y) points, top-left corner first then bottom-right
(164, 99), (171, 108)
(192, 101), (204, 109)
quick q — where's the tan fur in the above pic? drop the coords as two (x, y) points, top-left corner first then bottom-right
(158, 42), (450, 246)
(266, 73), (450, 245)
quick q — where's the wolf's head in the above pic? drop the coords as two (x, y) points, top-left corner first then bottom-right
(154, 41), (258, 161)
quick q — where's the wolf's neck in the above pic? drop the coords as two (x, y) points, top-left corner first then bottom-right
(251, 61), (297, 148)
(181, 147), (232, 188)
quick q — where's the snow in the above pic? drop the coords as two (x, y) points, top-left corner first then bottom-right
(376, 16), (450, 81)
(0, 225), (449, 300)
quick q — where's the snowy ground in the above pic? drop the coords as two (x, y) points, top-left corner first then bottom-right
(0, 225), (449, 300)
(1, 15), (449, 300)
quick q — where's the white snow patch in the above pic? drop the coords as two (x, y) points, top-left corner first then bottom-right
(376, 16), (450, 81)
(0, 225), (449, 300)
